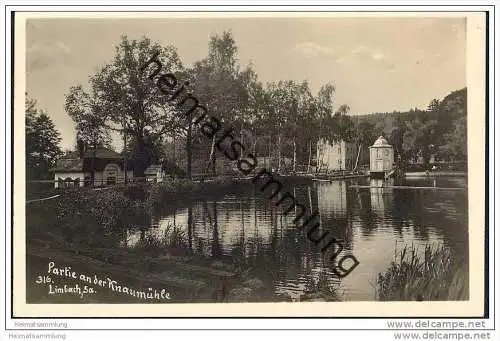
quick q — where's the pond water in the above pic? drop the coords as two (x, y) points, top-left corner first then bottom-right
(123, 176), (469, 301)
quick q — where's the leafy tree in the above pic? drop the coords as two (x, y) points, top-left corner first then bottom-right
(245, 82), (275, 167)
(264, 80), (303, 172)
(287, 80), (313, 172)
(331, 104), (355, 142)
(438, 115), (467, 161)
(125, 131), (165, 166)
(65, 35), (184, 178)
(188, 31), (253, 174)
(237, 68), (265, 157)
(25, 95), (62, 180)
(435, 88), (467, 161)
(427, 98), (440, 113)
(352, 120), (377, 169)
(354, 88), (466, 165)
(390, 115), (406, 163)
(400, 115), (437, 166)
(355, 120), (377, 149)
(315, 83), (336, 145)
(300, 91), (320, 172)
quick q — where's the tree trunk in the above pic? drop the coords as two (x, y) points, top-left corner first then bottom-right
(172, 134), (176, 179)
(91, 149), (96, 186)
(135, 132), (147, 180)
(423, 144), (430, 168)
(293, 186), (297, 218)
(308, 186), (313, 213)
(212, 146), (217, 175)
(277, 133), (282, 173)
(307, 140), (312, 173)
(354, 144), (361, 171)
(186, 123), (192, 179)
(292, 138), (297, 173)
(206, 134), (217, 175)
(123, 131), (128, 184)
(172, 134), (176, 164)
(240, 129), (244, 159)
(268, 135), (272, 170)
(315, 141), (320, 174)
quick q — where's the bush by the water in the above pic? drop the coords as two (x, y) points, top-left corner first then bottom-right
(129, 223), (189, 257)
(376, 244), (468, 301)
(27, 187), (153, 248)
(27, 178), (254, 254)
(149, 177), (250, 208)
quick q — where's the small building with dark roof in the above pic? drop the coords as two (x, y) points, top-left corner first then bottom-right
(51, 147), (134, 188)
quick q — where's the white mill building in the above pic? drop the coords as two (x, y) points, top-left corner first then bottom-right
(369, 136), (394, 178)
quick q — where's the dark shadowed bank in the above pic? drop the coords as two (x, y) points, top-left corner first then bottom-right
(26, 177), (346, 303)
(26, 177), (466, 303)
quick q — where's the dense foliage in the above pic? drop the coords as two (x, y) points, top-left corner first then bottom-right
(59, 32), (467, 177)
(64, 36), (185, 177)
(25, 95), (62, 180)
(358, 88), (467, 166)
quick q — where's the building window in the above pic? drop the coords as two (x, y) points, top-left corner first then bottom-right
(107, 176), (116, 185)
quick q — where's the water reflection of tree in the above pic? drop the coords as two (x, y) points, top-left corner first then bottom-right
(391, 189), (412, 236)
(356, 189), (378, 236)
(209, 201), (222, 258)
(314, 181), (353, 248)
(223, 189), (319, 295)
(385, 182), (467, 258)
(417, 191), (468, 256)
(228, 200), (247, 264)
(142, 180), (468, 301)
(148, 183), (347, 299)
(409, 190), (429, 241)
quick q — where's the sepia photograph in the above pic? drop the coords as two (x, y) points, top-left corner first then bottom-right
(11, 10), (488, 319)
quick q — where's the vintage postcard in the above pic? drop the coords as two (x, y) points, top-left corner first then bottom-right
(12, 11), (487, 318)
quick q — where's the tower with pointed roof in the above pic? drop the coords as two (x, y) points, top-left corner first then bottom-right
(369, 136), (394, 178)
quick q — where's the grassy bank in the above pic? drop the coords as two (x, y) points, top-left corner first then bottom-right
(376, 244), (468, 301)
(149, 177), (255, 205)
(25, 177), (284, 303)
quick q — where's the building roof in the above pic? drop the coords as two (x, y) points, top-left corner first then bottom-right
(83, 147), (122, 159)
(51, 158), (84, 172)
(144, 164), (162, 175)
(51, 148), (123, 172)
(370, 136), (392, 148)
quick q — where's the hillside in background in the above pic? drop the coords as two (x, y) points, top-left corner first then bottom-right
(355, 87), (467, 165)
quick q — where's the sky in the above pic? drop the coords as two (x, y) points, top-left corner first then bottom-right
(25, 16), (466, 150)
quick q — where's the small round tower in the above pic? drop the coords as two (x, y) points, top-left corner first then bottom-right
(369, 136), (394, 179)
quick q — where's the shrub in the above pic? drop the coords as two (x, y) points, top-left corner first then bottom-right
(376, 244), (468, 301)
(33, 188), (153, 247)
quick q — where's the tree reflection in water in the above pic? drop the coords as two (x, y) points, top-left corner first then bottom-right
(130, 177), (468, 301)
